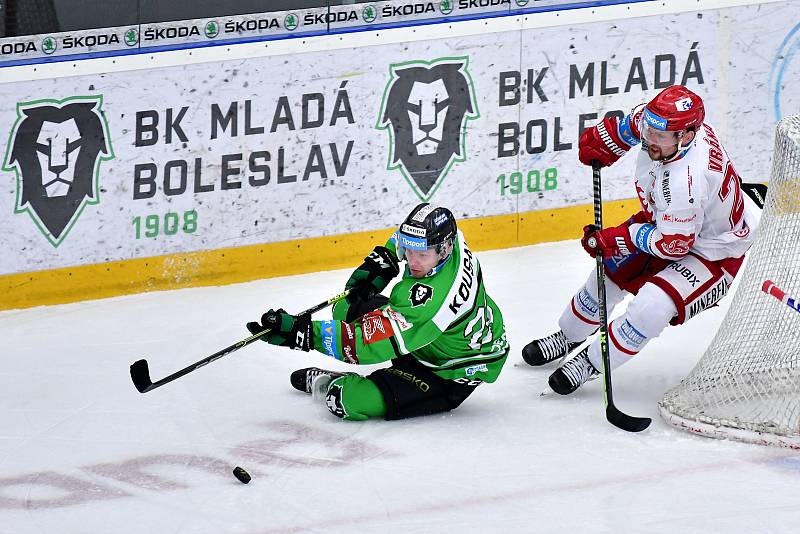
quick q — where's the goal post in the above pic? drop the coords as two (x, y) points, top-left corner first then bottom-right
(659, 114), (800, 448)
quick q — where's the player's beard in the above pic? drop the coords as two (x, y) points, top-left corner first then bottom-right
(647, 144), (678, 161)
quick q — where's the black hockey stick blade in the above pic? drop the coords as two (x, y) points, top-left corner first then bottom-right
(130, 359), (154, 393)
(128, 289), (351, 394)
(607, 404), (651, 433)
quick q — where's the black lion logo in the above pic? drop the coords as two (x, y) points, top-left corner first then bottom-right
(4, 98), (113, 246)
(378, 58), (478, 200)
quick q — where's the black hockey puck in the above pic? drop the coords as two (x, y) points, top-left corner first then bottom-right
(232, 466), (251, 484)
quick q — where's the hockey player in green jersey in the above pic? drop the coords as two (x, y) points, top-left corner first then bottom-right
(246, 203), (509, 421)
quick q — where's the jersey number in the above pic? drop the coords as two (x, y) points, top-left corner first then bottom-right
(464, 306), (494, 350)
(719, 162), (744, 229)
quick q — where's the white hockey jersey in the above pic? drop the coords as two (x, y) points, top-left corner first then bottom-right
(627, 122), (758, 261)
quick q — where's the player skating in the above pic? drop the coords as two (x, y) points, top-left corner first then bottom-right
(523, 85), (759, 395)
(247, 203), (509, 420)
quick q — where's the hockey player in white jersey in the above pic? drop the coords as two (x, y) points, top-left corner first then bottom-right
(522, 85), (759, 395)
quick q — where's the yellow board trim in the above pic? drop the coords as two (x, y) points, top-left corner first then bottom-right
(0, 200), (637, 310)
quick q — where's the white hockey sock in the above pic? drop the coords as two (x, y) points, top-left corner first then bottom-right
(559, 270), (626, 343)
(587, 283), (677, 371)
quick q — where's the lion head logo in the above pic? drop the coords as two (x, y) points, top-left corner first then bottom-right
(3, 96), (114, 247)
(377, 57), (479, 201)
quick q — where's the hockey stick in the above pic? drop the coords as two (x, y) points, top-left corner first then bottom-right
(588, 161), (651, 432)
(130, 289), (351, 393)
(761, 280), (800, 315)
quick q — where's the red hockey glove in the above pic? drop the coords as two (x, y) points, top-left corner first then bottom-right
(627, 210), (652, 225)
(581, 223), (636, 258)
(579, 115), (637, 168)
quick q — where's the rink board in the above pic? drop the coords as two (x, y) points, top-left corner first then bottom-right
(0, 0), (796, 309)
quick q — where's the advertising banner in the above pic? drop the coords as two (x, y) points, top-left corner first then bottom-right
(0, 27), (139, 63)
(0, 1), (634, 65)
(0, 1), (797, 277)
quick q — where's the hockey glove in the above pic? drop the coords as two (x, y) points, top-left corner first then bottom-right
(581, 223), (637, 259)
(578, 111), (641, 168)
(246, 309), (313, 351)
(345, 246), (400, 303)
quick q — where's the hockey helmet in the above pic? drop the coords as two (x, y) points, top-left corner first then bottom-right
(395, 203), (457, 261)
(640, 85), (705, 161)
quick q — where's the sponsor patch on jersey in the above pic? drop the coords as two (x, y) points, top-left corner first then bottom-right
(616, 319), (647, 348)
(576, 287), (599, 317)
(319, 320), (339, 360)
(386, 368), (430, 391)
(465, 363), (488, 376)
(687, 278), (729, 320)
(661, 213), (697, 224)
(360, 311), (393, 344)
(667, 262), (701, 288)
(385, 307), (413, 331)
(340, 320), (358, 363)
(656, 234), (694, 256)
(661, 176), (672, 204)
(454, 377), (483, 386)
(409, 283), (434, 307)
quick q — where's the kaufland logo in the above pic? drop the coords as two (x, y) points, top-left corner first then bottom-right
(644, 109), (668, 130)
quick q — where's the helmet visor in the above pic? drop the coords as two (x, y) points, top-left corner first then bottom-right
(396, 224), (431, 261)
(395, 223), (452, 262)
(640, 108), (680, 149)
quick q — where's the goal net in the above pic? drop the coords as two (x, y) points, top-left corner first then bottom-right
(659, 114), (800, 448)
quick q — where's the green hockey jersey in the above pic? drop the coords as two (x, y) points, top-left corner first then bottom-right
(311, 230), (508, 383)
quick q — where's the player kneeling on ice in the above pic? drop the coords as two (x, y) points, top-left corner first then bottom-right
(523, 85), (760, 395)
(247, 203), (509, 420)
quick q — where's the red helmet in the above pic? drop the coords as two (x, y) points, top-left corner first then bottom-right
(643, 85), (705, 132)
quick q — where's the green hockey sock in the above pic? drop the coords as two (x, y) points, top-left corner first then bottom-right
(326, 375), (386, 421)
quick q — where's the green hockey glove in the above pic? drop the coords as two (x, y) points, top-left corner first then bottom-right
(345, 246), (400, 303)
(247, 309), (313, 351)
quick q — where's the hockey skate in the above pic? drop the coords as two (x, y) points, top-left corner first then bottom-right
(522, 330), (583, 367)
(548, 348), (600, 395)
(290, 367), (349, 398)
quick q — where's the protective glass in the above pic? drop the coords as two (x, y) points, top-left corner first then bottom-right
(395, 224), (430, 261)
(394, 225), (452, 263)
(639, 108), (681, 149)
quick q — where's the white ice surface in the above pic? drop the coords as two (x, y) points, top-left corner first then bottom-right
(2, 240), (800, 534)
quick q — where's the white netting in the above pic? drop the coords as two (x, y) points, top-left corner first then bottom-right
(659, 114), (800, 448)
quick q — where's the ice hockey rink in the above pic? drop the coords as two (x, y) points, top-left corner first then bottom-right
(2, 239), (799, 534)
